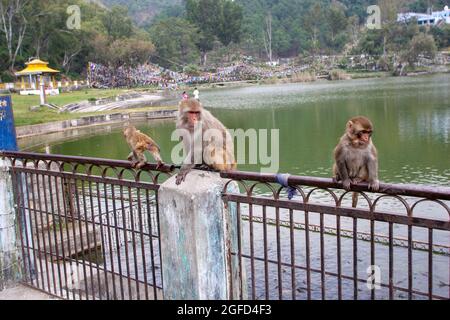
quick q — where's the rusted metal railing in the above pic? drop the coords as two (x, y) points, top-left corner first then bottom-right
(221, 171), (450, 300)
(1, 151), (449, 300)
(1, 151), (173, 300)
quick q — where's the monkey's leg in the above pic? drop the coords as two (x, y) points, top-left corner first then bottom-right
(136, 154), (147, 170)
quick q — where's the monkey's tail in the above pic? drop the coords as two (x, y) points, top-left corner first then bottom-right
(352, 192), (359, 208)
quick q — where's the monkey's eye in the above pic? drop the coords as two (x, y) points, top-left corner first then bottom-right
(356, 130), (373, 138)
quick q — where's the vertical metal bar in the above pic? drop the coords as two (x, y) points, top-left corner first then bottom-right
(304, 210), (311, 300)
(236, 202), (243, 300)
(104, 183), (118, 300)
(389, 222), (394, 300)
(275, 206), (282, 300)
(337, 215), (342, 300)
(136, 188), (149, 300)
(353, 218), (358, 300)
(262, 205), (269, 300)
(428, 228), (433, 300)
(146, 189), (159, 300)
(95, 181), (110, 300)
(74, 179), (92, 299)
(289, 209), (296, 300)
(38, 171), (58, 295)
(21, 171), (38, 288)
(155, 189), (164, 297)
(127, 186), (140, 300)
(10, 169), (29, 284)
(249, 204), (255, 300)
(26, 172), (45, 290)
(80, 180), (96, 300)
(320, 212), (325, 300)
(119, 185), (132, 299)
(87, 180), (103, 300)
(32, 172), (53, 293)
(45, 172), (64, 297)
(408, 225), (413, 300)
(111, 185), (125, 300)
(53, 175), (70, 300)
(370, 219), (375, 300)
(60, 177), (79, 300)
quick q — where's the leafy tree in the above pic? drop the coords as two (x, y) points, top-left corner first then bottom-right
(149, 18), (199, 69)
(186, 0), (243, 65)
(101, 5), (134, 40)
(402, 32), (437, 66)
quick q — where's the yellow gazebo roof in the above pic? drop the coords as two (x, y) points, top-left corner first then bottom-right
(15, 59), (60, 76)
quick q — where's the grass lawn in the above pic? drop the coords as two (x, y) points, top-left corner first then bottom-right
(9, 88), (175, 127)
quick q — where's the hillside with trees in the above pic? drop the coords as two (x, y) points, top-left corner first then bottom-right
(0, 0), (449, 82)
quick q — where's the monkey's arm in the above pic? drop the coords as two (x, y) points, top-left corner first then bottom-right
(334, 145), (352, 191)
(366, 148), (380, 191)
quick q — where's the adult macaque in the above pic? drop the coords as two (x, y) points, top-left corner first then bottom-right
(123, 125), (163, 169)
(333, 116), (380, 207)
(175, 99), (236, 185)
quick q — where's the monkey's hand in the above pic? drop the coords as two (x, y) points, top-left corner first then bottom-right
(368, 180), (380, 192)
(156, 161), (164, 170)
(176, 166), (192, 185)
(342, 179), (352, 191)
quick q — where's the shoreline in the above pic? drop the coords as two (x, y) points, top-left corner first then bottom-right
(16, 108), (177, 140)
(15, 70), (450, 139)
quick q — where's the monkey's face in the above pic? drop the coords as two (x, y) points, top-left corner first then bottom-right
(180, 99), (203, 128)
(123, 126), (135, 139)
(347, 119), (373, 147)
(187, 110), (201, 127)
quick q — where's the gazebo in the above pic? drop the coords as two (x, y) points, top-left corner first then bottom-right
(15, 59), (60, 96)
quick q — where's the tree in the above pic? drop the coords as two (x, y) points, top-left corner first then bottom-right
(186, 0), (243, 65)
(303, 3), (324, 57)
(101, 5), (134, 40)
(327, 2), (348, 51)
(0, 0), (29, 72)
(402, 32), (437, 66)
(263, 12), (273, 62)
(149, 18), (199, 69)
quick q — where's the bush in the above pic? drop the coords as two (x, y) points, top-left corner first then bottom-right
(328, 69), (351, 80)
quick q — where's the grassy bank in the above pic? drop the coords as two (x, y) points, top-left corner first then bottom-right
(10, 88), (175, 127)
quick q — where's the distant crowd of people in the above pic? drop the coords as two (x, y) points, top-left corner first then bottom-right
(87, 61), (314, 89)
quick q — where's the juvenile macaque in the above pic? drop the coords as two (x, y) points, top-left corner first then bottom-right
(175, 99), (236, 185)
(333, 116), (380, 206)
(123, 125), (163, 170)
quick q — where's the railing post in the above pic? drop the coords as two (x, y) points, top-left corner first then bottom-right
(0, 95), (21, 290)
(158, 170), (246, 300)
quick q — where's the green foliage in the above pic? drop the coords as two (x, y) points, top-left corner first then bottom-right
(148, 18), (199, 69)
(186, 0), (243, 63)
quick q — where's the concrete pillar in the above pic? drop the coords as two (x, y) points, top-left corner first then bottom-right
(158, 170), (246, 300)
(0, 158), (21, 291)
(0, 95), (21, 290)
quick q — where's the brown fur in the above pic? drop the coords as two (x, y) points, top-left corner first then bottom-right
(333, 116), (380, 207)
(176, 99), (236, 184)
(123, 125), (163, 169)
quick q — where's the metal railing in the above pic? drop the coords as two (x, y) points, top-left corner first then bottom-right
(1, 151), (449, 300)
(1, 151), (173, 300)
(220, 171), (450, 300)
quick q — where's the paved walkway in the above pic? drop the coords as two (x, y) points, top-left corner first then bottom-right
(0, 284), (59, 300)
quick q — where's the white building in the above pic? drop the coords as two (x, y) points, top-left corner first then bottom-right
(398, 6), (450, 26)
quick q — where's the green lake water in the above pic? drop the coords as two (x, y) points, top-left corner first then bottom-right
(25, 73), (450, 187)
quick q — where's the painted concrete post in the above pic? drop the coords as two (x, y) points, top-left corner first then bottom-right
(0, 96), (21, 290)
(158, 170), (246, 300)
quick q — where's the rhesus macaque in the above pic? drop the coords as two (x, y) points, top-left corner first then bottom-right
(333, 116), (380, 207)
(175, 99), (237, 185)
(123, 125), (163, 170)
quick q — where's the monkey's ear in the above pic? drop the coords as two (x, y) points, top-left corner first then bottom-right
(346, 121), (354, 130)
